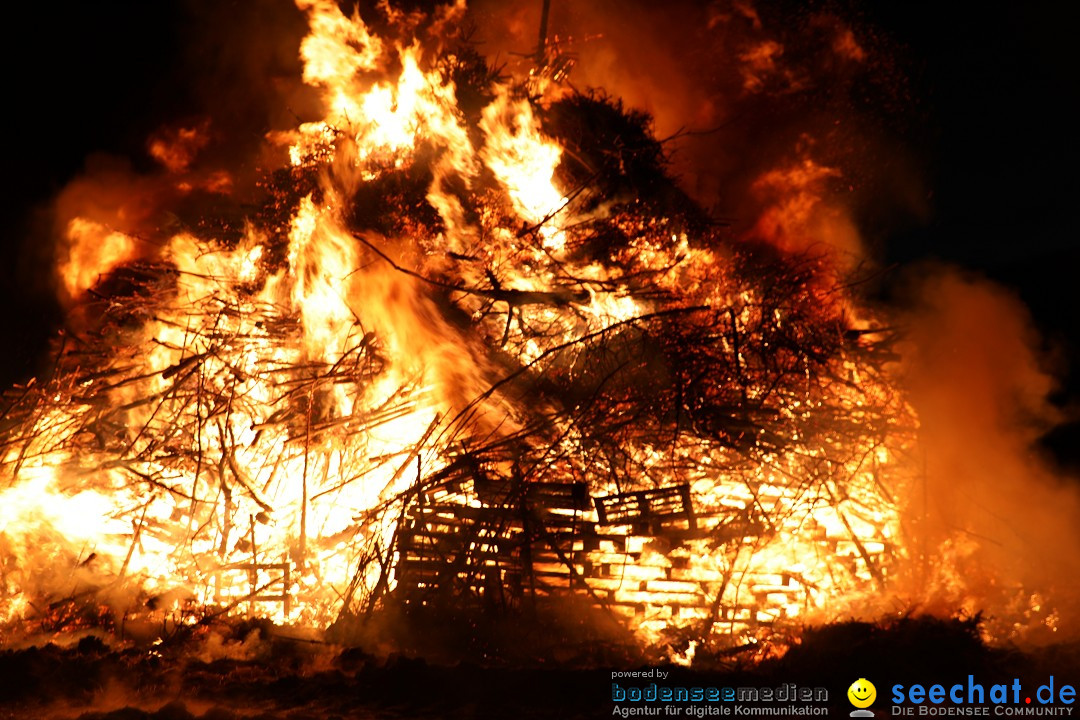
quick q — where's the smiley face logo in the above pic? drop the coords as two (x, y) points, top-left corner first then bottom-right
(847, 678), (876, 709)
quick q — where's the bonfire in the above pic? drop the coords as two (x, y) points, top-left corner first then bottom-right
(0, 0), (1059, 669)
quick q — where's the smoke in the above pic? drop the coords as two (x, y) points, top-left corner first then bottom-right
(469, 0), (926, 269)
(897, 266), (1080, 644)
(159, 1), (313, 163)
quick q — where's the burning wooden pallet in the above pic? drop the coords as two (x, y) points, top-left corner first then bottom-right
(395, 477), (594, 607)
(389, 471), (895, 642)
(393, 477), (716, 619)
(594, 485), (698, 534)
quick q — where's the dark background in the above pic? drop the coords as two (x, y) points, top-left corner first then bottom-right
(2, 1), (1077, 456)
(866, 2), (1080, 462)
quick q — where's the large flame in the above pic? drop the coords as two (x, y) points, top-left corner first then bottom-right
(0, 0), (1058, 659)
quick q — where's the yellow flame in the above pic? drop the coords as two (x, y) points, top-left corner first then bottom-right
(480, 88), (567, 249)
(59, 217), (138, 298)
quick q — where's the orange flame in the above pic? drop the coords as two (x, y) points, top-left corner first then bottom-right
(58, 217), (139, 299)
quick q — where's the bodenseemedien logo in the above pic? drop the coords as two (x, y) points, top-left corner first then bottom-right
(609, 671), (831, 716)
(848, 678), (877, 717)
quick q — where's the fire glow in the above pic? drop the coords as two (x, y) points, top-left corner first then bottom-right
(0, 0), (1065, 661)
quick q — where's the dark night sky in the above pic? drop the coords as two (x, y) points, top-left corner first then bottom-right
(1, 3), (203, 380)
(2, 2), (1077, 449)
